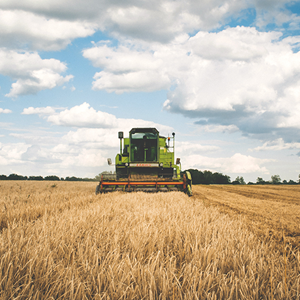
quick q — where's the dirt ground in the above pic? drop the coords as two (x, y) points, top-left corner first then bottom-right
(192, 185), (300, 250)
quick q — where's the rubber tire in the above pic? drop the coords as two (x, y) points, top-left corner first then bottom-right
(95, 184), (100, 195)
(187, 184), (192, 197)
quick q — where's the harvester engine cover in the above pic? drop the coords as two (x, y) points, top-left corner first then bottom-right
(95, 128), (192, 196)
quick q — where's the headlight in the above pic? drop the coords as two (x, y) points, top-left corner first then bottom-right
(125, 163), (128, 167)
(160, 163), (163, 167)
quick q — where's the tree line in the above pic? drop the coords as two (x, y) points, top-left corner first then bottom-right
(184, 169), (231, 184)
(1, 171), (299, 184)
(184, 169), (300, 185)
(0, 174), (96, 181)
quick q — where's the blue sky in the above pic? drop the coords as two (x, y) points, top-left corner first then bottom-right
(1, 0), (300, 183)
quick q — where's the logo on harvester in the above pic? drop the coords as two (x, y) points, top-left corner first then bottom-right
(130, 163), (159, 167)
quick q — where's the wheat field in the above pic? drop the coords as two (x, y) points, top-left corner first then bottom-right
(0, 181), (299, 299)
(192, 185), (300, 249)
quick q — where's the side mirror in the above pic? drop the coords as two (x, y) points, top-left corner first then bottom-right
(176, 158), (180, 164)
(107, 158), (112, 165)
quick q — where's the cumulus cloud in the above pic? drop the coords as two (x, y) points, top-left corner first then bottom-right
(165, 27), (300, 114)
(83, 44), (171, 93)
(0, 49), (73, 97)
(47, 102), (118, 128)
(0, 108), (12, 114)
(194, 124), (239, 133)
(0, 0), (246, 46)
(1, 132), (109, 173)
(5, 102), (174, 175)
(255, 0), (300, 30)
(21, 145), (60, 163)
(22, 106), (57, 115)
(0, 142), (30, 165)
(1, 0), (296, 49)
(92, 70), (170, 93)
(0, 0), (298, 103)
(0, 9), (96, 51)
(27, 102), (173, 134)
(20, 101), (173, 148)
(82, 26), (300, 141)
(251, 138), (300, 151)
(176, 141), (220, 154)
(183, 153), (271, 174)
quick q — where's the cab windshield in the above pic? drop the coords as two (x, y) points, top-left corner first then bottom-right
(131, 131), (157, 162)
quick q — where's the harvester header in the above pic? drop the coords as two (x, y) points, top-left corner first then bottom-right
(95, 128), (192, 195)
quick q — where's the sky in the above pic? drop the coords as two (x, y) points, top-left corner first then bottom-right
(1, 0), (300, 183)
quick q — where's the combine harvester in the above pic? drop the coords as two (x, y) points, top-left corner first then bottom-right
(95, 128), (192, 196)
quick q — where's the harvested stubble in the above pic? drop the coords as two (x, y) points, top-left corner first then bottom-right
(193, 185), (300, 249)
(0, 181), (299, 299)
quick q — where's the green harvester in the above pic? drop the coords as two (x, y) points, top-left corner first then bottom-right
(95, 128), (192, 196)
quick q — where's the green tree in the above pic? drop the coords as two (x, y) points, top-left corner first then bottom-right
(239, 176), (246, 184)
(8, 173), (28, 180)
(233, 176), (245, 185)
(256, 177), (265, 184)
(271, 175), (281, 184)
(44, 175), (60, 181)
(28, 176), (44, 181)
(184, 169), (230, 184)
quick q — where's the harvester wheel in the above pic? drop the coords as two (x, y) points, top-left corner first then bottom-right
(187, 184), (192, 197)
(95, 184), (100, 195)
(185, 171), (192, 197)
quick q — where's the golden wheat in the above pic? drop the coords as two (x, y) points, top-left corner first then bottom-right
(193, 185), (300, 249)
(0, 181), (299, 299)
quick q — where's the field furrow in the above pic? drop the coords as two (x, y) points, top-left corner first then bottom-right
(193, 185), (300, 248)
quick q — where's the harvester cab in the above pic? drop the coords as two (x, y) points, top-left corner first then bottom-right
(95, 128), (192, 196)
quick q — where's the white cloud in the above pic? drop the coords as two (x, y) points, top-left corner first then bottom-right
(92, 70), (170, 93)
(82, 26), (300, 141)
(183, 153), (271, 174)
(251, 138), (300, 151)
(0, 108), (12, 114)
(0, 142), (30, 165)
(0, 9), (96, 51)
(196, 124), (239, 133)
(32, 102), (173, 134)
(17, 103), (174, 171)
(59, 147), (107, 167)
(0, 0), (248, 46)
(84, 44), (165, 72)
(177, 141), (220, 154)
(21, 145), (56, 162)
(0, 49), (73, 97)
(165, 27), (300, 114)
(83, 44), (171, 93)
(188, 27), (274, 61)
(62, 128), (118, 148)
(0, 0), (297, 51)
(255, 1), (300, 30)
(22, 106), (57, 115)
(47, 102), (118, 128)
